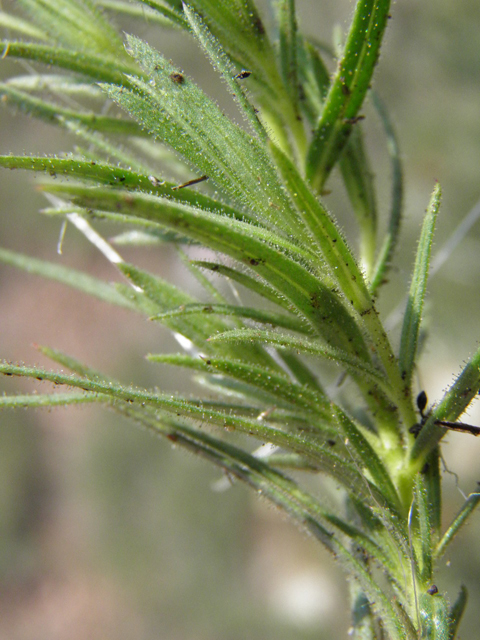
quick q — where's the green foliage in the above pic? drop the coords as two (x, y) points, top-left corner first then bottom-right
(1, 1), (479, 638)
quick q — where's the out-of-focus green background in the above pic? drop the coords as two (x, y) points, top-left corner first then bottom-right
(1, 1), (480, 638)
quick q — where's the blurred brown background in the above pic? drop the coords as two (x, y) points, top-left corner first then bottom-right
(1, 1), (480, 638)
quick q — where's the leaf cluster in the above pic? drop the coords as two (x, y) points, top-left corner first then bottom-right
(1, 1), (479, 638)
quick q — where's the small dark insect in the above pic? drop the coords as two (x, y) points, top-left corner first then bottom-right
(409, 391), (480, 438)
(234, 69), (252, 80)
(172, 175), (209, 191)
(170, 72), (185, 84)
(427, 585), (439, 596)
(417, 390), (428, 414)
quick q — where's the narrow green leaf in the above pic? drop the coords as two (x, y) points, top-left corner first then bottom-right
(422, 447), (442, 539)
(35, 344), (110, 381)
(208, 328), (395, 399)
(269, 139), (373, 313)
(414, 474), (432, 582)
(339, 124), (377, 278)
(399, 183), (441, 387)
(192, 261), (291, 309)
(348, 496), (411, 595)
(418, 592), (449, 640)
(136, 1), (188, 29)
(0, 154), (250, 223)
(6, 73), (103, 97)
(1, 41), (141, 86)
(262, 453), (321, 472)
(183, 5), (266, 139)
(177, 249), (228, 304)
(275, 0), (300, 114)
(98, 0), (184, 29)
(0, 153), (146, 186)
(297, 39), (330, 126)
(306, 0), (392, 191)
(43, 205), (195, 247)
(369, 92), (404, 294)
(195, 373), (315, 415)
(60, 121), (152, 174)
(0, 11), (47, 40)
(17, 0), (127, 60)
(151, 302), (311, 334)
(111, 229), (193, 246)
(448, 586), (468, 640)
(0, 247), (136, 310)
(276, 351), (325, 395)
(130, 137), (192, 175)
(411, 346), (480, 462)
(0, 392), (107, 408)
(0, 83), (143, 136)
(434, 493), (480, 560)
(334, 408), (401, 510)
(147, 353), (327, 415)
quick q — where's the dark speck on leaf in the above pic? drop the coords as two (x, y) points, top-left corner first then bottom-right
(170, 72), (185, 84)
(234, 70), (252, 80)
(344, 115), (365, 125)
(253, 16), (265, 35)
